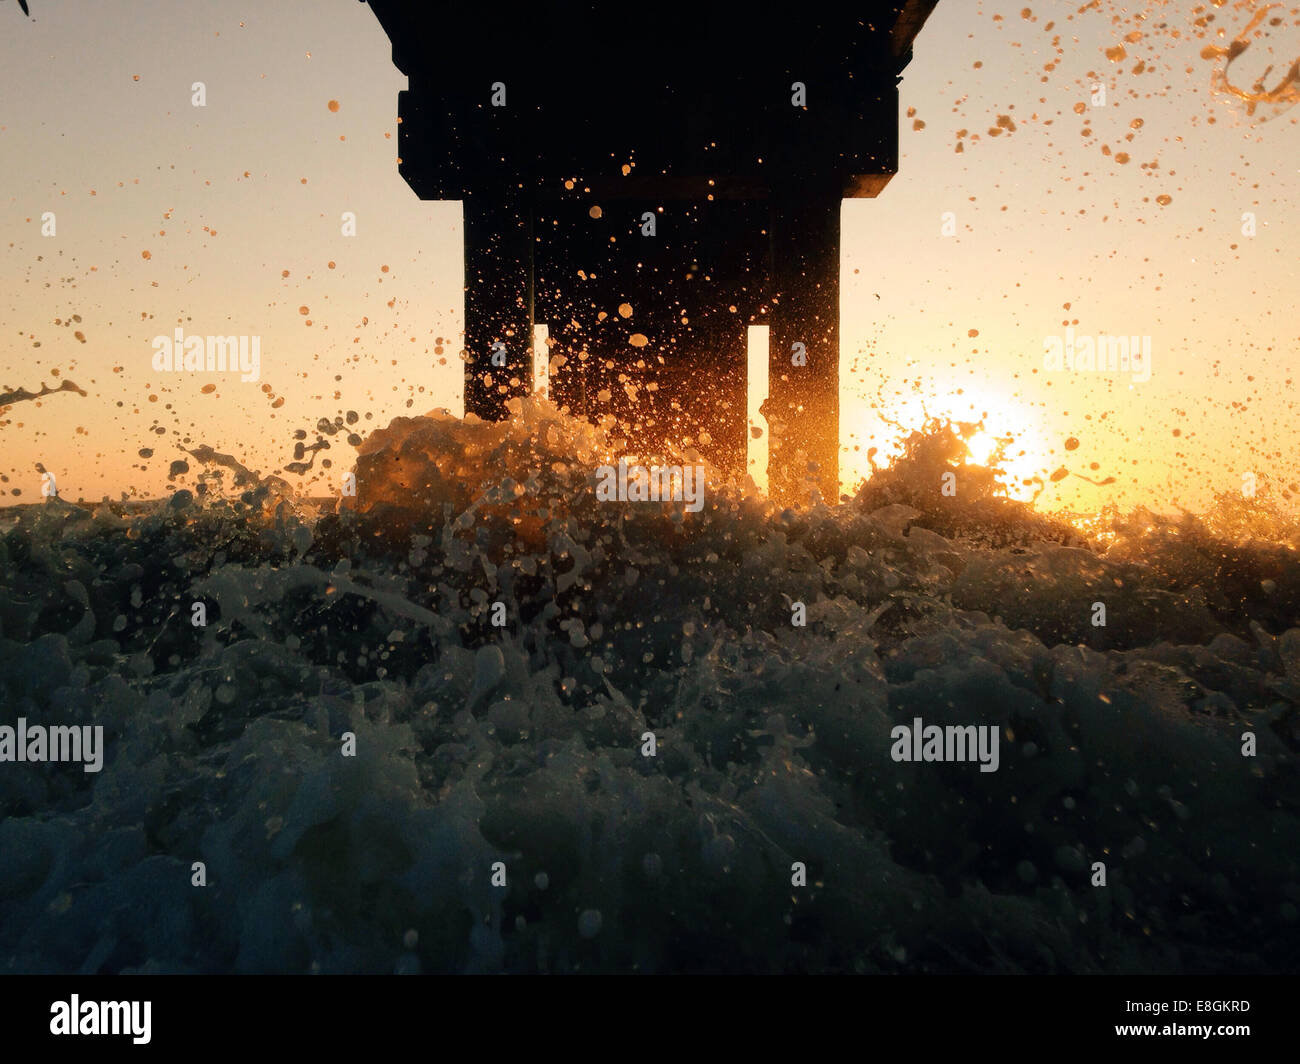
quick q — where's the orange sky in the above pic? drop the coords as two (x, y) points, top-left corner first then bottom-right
(2, 0), (1297, 513)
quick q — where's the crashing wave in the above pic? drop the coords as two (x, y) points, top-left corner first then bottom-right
(0, 399), (1297, 973)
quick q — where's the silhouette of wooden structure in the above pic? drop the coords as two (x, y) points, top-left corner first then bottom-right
(364, 0), (938, 503)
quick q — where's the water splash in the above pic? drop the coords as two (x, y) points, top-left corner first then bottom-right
(1202, 1), (1300, 121)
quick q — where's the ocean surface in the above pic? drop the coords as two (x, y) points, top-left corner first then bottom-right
(1, 397), (1297, 973)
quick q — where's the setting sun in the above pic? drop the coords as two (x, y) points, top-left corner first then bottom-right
(964, 429), (999, 467)
(843, 381), (1053, 502)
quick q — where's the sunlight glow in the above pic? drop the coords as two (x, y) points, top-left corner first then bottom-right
(964, 430), (998, 467)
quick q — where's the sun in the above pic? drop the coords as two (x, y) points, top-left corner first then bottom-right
(842, 384), (1052, 504)
(964, 429), (999, 466)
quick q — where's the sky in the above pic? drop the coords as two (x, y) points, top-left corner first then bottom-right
(1, 0), (1297, 512)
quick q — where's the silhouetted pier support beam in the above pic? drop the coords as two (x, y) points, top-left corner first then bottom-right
(363, 0), (940, 498)
(463, 195), (534, 418)
(766, 187), (841, 506)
